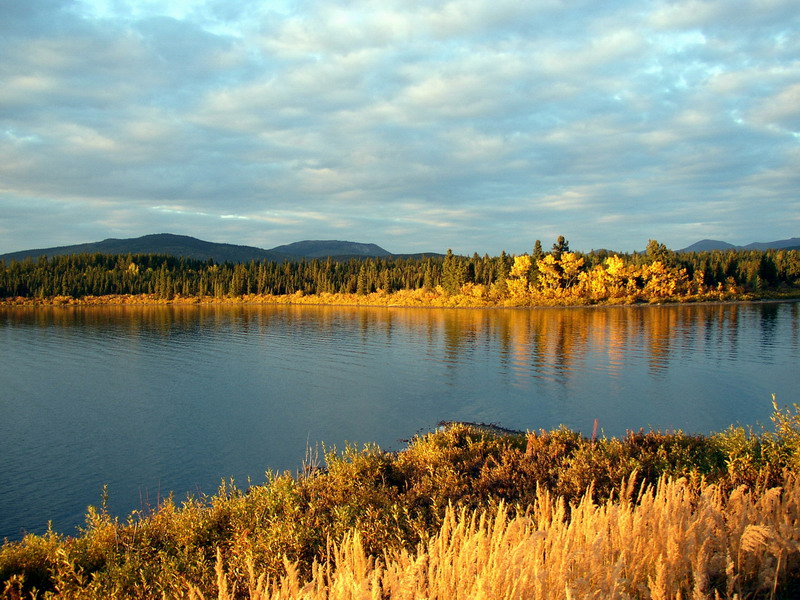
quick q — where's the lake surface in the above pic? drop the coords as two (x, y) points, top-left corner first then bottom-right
(1, 301), (798, 540)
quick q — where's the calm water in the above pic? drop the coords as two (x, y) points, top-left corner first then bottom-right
(1, 301), (798, 540)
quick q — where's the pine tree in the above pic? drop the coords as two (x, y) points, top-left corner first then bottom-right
(532, 240), (544, 262)
(551, 236), (569, 261)
(442, 249), (467, 294)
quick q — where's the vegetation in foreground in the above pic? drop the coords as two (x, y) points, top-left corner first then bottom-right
(2, 238), (799, 307)
(190, 477), (799, 600)
(2, 400), (800, 599)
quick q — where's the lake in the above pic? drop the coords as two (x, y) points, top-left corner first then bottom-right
(1, 301), (798, 540)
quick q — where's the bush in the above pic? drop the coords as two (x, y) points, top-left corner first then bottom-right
(2, 403), (799, 598)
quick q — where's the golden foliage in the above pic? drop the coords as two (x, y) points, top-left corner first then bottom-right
(4, 412), (800, 599)
(534, 253), (586, 298)
(508, 255), (532, 280)
(195, 477), (800, 600)
(641, 261), (689, 299)
(0, 250), (792, 308)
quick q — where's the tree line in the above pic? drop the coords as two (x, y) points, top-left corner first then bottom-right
(1, 237), (798, 302)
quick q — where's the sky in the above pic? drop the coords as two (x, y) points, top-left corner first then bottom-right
(1, 0), (798, 256)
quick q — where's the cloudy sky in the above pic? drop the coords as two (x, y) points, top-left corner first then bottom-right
(1, 0), (798, 255)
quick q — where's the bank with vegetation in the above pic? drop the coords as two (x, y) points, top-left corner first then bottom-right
(2, 238), (799, 307)
(2, 400), (800, 599)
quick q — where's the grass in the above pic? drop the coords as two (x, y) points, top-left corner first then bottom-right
(190, 477), (800, 600)
(2, 400), (800, 599)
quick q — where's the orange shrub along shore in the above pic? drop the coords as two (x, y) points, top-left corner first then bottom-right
(2, 286), (798, 309)
(2, 402), (800, 599)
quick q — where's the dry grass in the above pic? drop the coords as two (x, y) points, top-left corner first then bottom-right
(190, 476), (800, 600)
(3, 417), (800, 599)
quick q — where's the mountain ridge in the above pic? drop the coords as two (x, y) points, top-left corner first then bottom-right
(679, 237), (800, 252)
(269, 240), (392, 258)
(0, 234), (404, 264)
(2, 234), (797, 264)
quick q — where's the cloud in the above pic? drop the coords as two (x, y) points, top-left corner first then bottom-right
(0, 0), (798, 255)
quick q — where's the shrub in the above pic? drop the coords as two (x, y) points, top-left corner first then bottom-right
(2, 403), (800, 598)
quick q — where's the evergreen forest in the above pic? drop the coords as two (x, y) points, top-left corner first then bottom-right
(1, 238), (799, 306)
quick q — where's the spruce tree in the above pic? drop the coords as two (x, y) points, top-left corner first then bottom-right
(551, 236), (569, 260)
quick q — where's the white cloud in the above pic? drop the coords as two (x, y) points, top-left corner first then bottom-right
(748, 82), (800, 134)
(0, 0), (798, 255)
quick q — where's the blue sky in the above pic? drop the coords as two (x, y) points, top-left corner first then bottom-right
(1, 0), (798, 255)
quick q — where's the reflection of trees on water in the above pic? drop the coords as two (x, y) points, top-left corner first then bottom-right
(344, 303), (798, 390)
(442, 311), (480, 366)
(393, 308), (601, 386)
(6, 304), (220, 340)
(699, 304), (740, 362)
(640, 307), (674, 376)
(759, 303), (779, 351)
(688, 302), (795, 367)
(4, 302), (797, 388)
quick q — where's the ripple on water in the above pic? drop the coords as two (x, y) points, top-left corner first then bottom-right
(0, 302), (797, 540)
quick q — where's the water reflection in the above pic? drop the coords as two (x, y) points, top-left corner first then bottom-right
(3, 302), (798, 386)
(1, 301), (798, 540)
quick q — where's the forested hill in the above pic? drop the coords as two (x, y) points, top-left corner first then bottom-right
(269, 240), (392, 258)
(0, 234), (399, 263)
(679, 237), (800, 252)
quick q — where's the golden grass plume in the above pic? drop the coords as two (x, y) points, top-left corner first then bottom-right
(191, 475), (800, 600)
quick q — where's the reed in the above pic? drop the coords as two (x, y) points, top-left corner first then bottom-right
(3, 406), (800, 599)
(191, 476), (800, 600)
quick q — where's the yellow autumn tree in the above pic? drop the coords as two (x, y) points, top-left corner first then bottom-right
(537, 254), (562, 291)
(536, 252), (585, 298)
(640, 261), (688, 298)
(505, 255), (532, 303)
(509, 254), (532, 279)
(578, 255), (632, 301)
(579, 264), (612, 300)
(560, 252), (585, 288)
(507, 252), (689, 305)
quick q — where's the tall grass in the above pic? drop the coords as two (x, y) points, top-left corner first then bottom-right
(194, 476), (799, 600)
(3, 403), (800, 599)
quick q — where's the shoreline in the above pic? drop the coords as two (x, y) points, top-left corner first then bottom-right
(2, 290), (799, 310)
(2, 419), (798, 598)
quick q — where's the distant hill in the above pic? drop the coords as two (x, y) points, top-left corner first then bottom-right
(0, 234), (288, 264)
(269, 240), (391, 258)
(679, 239), (738, 252)
(741, 237), (800, 251)
(679, 237), (800, 252)
(0, 234), (400, 264)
